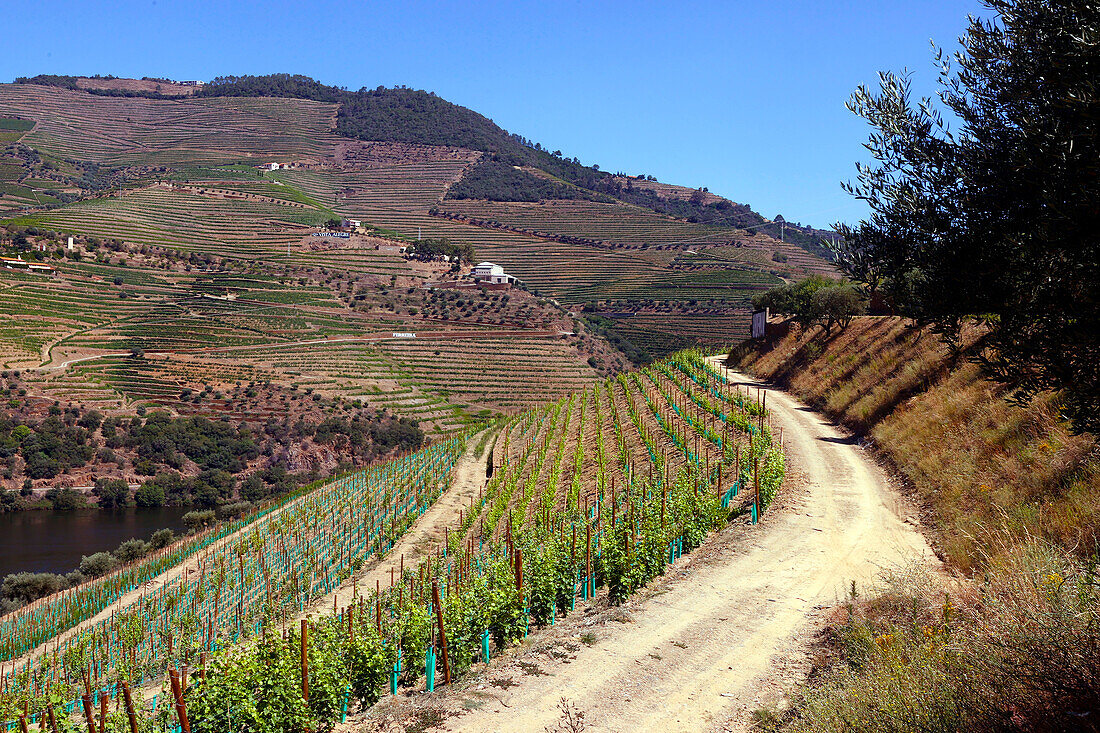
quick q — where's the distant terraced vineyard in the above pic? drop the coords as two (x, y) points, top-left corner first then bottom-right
(11, 185), (328, 259)
(0, 84), (342, 165)
(437, 198), (739, 246)
(182, 333), (602, 432)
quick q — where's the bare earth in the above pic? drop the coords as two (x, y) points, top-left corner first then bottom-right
(356, 361), (937, 732)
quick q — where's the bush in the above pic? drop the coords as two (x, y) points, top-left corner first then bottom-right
(78, 552), (116, 578)
(216, 501), (252, 520)
(46, 487), (87, 510)
(149, 528), (176, 549)
(182, 509), (216, 534)
(92, 477), (130, 508)
(114, 538), (151, 564)
(753, 276), (864, 335)
(133, 481), (166, 507)
(0, 572), (67, 606)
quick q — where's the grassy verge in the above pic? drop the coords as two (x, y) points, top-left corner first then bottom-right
(732, 316), (1098, 570)
(732, 316), (1100, 730)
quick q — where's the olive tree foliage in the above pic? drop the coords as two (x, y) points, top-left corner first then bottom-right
(753, 276), (864, 336)
(832, 0), (1100, 433)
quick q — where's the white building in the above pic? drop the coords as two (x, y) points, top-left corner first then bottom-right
(343, 219), (361, 230)
(473, 262), (504, 278)
(472, 262), (514, 285)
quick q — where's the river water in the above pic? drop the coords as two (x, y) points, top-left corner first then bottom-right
(0, 506), (190, 578)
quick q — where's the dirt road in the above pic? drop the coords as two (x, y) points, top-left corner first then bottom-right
(410, 362), (936, 733)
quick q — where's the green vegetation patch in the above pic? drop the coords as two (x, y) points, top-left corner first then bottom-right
(0, 118), (34, 132)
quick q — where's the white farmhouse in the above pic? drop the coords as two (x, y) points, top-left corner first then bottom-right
(472, 262), (515, 286)
(472, 262), (502, 278)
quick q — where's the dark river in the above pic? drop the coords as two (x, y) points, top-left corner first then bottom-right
(0, 506), (190, 578)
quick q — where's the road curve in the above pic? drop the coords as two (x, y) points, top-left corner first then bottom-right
(431, 360), (937, 733)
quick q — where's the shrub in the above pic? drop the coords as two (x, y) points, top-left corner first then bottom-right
(46, 487), (87, 510)
(0, 572), (67, 606)
(133, 481), (166, 507)
(113, 538), (151, 564)
(216, 501), (251, 520)
(149, 528), (176, 549)
(182, 509), (216, 534)
(92, 477), (130, 508)
(78, 552), (116, 578)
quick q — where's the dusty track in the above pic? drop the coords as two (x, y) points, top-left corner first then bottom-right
(388, 360), (936, 733)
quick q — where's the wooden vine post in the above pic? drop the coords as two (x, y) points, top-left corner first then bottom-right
(120, 681), (139, 733)
(169, 667), (191, 733)
(80, 670), (96, 733)
(99, 690), (108, 733)
(514, 547), (524, 597)
(431, 581), (451, 685)
(300, 619), (309, 702)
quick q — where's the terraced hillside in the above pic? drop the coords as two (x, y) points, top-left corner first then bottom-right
(437, 198), (740, 246)
(0, 233), (618, 436)
(0, 78), (836, 448)
(0, 84), (342, 166)
(272, 165), (798, 348)
(11, 185), (326, 259)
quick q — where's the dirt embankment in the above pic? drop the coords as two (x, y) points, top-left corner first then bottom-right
(345, 361), (937, 733)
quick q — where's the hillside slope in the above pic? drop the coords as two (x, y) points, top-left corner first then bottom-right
(732, 317), (1099, 570)
(1, 79), (835, 363)
(11, 74), (837, 258)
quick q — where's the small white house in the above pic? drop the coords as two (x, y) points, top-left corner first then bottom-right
(267, 163), (280, 171)
(472, 262), (514, 286)
(342, 218), (361, 230)
(473, 262), (504, 279)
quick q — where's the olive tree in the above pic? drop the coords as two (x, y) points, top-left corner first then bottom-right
(833, 0), (1100, 432)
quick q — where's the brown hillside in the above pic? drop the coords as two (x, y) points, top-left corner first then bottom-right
(609, 175), (726, 205)
(732, 316), (1099, 571)
(75, 77), (198, 96)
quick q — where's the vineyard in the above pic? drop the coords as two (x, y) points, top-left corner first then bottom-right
(593, 309), (755, 357)
(0, 350), (784, 732)
(0, 86), (342, 166)
(0, 238), (608, 435)
(436, 199), (740, 247)
(11, 187), (328, 261)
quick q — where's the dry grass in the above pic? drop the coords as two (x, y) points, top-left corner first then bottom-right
(756, 539), (1100, 732)
(733, 316), (1099, 571)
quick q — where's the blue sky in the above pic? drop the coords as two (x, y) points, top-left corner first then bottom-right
(3, 0), (987, 228)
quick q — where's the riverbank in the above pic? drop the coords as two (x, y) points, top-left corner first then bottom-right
(0, 504), (189, 577)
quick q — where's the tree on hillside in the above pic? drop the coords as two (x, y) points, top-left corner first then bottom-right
(753, 276), (864, 336)
(833, 0), (1100, 432)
